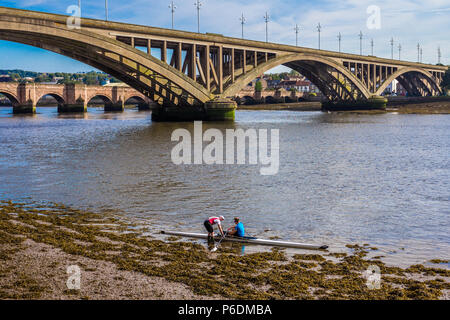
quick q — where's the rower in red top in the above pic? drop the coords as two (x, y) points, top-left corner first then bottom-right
(203, 216), (225, 242)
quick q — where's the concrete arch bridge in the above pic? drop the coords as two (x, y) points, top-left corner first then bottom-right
(0, 7), (446, 120)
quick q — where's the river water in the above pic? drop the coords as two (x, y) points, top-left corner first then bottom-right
(0, 106), (449, 266)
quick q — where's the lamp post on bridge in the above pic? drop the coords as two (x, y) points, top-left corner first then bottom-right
(317, 23), (322, 50)
(337, 32), (341, 52)
(194, 0), (202, 33)
(371, 38), (374, 56)
(294, 24), (301, 46)
(358, 31), (363, 55)
(420, 48), (423, 63)
(169, 1), (177, 29)
(417, 43), (420, 62)
(264, 12), (270, 43)
(438, 46), (441, 64)
(105, 0), (108, 21)
(240, 13), (246, 39)
(398, 44), (401, 60)
(390, 38), (394, 59)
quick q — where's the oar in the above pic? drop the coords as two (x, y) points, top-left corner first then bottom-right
(211, 232), (226, 252)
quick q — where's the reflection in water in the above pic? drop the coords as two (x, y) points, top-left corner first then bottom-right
(0, 106), (449, 266)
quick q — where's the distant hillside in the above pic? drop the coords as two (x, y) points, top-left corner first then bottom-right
(0, 69), (121, 85)
(0, 69), (40, 78)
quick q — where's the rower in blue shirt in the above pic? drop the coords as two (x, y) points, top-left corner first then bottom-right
(227, 217), (245, 238)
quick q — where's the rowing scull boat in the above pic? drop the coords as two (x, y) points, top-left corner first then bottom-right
(161, 231), (328, 250)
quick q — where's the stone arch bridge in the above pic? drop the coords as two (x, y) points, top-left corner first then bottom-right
(235, 88), (316, 105)
(0, 82), (152, 113)
(0, 7), (447, 120)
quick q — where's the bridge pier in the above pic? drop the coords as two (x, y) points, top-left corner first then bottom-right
(204, 99), (237, 121)
(13, 101), (35, 114)
(321, 96), (388, 111)
(151, 99), (237, 122)
(137, 103), (152, 111)
(58, 103), (87, 113)
(105, 101), (124, 112)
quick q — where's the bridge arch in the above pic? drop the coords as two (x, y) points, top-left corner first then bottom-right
(124, 95), (147, 105)
(0, 91), (19, 107)
(375, 67), (442, 96)
(241, 95), (257, 105)
(265, 96), (279, 104)
(222, 54), (371, 101)
(36, 93), (65, 107)
(124, 96), (150, 109)
(0, 16), (212, 107)
(87, 95), (114, 108)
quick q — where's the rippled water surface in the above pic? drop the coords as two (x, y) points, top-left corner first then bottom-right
(0, 107), (449, 266)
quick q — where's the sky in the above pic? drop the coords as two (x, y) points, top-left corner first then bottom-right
(0, 0), (449, 73)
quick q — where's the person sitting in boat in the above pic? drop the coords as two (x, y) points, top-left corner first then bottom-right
(204, 216), (225, 241)
(227, 217), (245, 238)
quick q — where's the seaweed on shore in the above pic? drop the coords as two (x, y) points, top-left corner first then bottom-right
(0, 201), (449, 300)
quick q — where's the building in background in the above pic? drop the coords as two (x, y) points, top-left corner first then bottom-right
(384, 79), (407, 96)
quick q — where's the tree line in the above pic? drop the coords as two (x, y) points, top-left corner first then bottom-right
(0, 69), (120, 85)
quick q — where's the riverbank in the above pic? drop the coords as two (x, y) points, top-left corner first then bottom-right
(387, 97), (450, 114)
(238, 101), (322, 111)
(1, 201), (448, 300)
(237, 97), (450, 114)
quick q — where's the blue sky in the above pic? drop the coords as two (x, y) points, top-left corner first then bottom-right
(0, 0), (449, 73)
